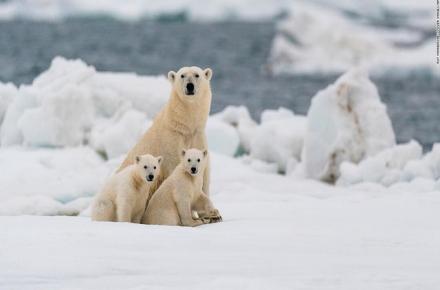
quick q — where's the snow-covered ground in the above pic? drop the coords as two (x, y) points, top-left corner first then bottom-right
(0, 57), (439, 289)
(1, 153), (440, 290)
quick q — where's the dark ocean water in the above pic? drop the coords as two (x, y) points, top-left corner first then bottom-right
(0, 18), (438, 149)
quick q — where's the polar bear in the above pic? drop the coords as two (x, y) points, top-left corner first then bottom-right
(142, 149), (221, 227)
(91, 154), (162, 223)
(118, 66), (212, 199)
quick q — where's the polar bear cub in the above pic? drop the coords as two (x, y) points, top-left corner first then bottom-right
(91, 154), (162, 223)
(142, 149), (221, 227)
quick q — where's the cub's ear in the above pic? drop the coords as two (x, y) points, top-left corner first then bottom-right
(203, 68), (212, 81)
(181, 149), (186, 157)
(135, 156), (141, 163)
(168, 71), (176, 83)
(157, 156), (163, 164)
(203, 150), (208, 157)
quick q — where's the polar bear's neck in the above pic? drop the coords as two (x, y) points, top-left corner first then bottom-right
(163, 90), (211, 135)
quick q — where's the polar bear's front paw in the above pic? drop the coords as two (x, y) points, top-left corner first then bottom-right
(208, 209), (222, 223)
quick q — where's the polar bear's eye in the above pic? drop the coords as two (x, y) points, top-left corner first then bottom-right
(197, 159), (200, 162)
(195, 74), (199, 78)
(144, 165), (148, 169)
(154, 166), (156, 170)
(187, 159), (191, 162)
(181, 74), (185, 78)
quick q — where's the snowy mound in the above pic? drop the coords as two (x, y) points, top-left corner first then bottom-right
(0, 57), (169, 153)
(268, 2), (436, 76)
(0, 147), (114, 215)
(212, 106), (307, 173)
(338, 140), (440, 189)
(302, 69), (395, 182)
(338, 140), (423, 186)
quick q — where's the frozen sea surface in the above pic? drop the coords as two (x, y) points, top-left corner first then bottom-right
(0, 19), (438, 149)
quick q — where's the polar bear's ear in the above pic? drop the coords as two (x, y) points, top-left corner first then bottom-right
(168, 71), (176, 83)
(135, 156), (141, 163)
(181, 149), (186, 157)
(203, 150), (208, 157)
(203, 68), (212, 81)
(157, 156), (163, 164)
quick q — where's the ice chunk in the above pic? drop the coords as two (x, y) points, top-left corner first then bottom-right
(206, 119), (240, 156)
(0, 87), (38, 146)
(90, 109), (150, 159)
(0, 82), (17, 125)
(210, 106), (257, 152)
(302, 69), (395, 182)
(338, 140), (423, 186)
(402, 143), (440, 181)
(0, 57), (168, 148)
(19, 85), (94, 147)
(249, 107), (306, 172)
(0, 147), (112, 208)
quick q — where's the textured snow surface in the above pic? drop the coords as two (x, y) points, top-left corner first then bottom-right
(1, 153), (439, 290)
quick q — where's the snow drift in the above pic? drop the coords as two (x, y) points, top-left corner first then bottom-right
(302, 69), (395, 182)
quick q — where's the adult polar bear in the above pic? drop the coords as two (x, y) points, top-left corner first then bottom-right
(118, 66), (212, 197)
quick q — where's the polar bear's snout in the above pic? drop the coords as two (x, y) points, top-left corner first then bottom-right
(186, 82), (195, 95)
(190, 167), (197, 174)
(147, 174), (155, 182)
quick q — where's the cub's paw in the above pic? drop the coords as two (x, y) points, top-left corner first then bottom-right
(190, 219), (204, 227)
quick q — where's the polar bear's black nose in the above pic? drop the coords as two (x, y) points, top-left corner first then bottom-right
(147, 174), (154, 181)
(191, 167), (197, 174)
(186, 83), (194, 94)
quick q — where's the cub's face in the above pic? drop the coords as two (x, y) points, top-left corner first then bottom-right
(135, 154), (162, 182)
(181, 148), (208, 176)
(168, 66), (212, 101)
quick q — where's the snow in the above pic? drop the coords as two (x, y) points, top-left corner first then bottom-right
(0, 55), (439, 288)
(210, 105), (257, 152)
(268, 1), (437, 76)
(1, 153), (439, 289)
(302, 69), (395, 182)
(0, 146), (116, 215)
(206, 119), (240, 157)
(90, 110), (151, 159)
(337, 140), (423, 186)
(0, 57), (169, 149)
(249, 107), (306, 172)
(212, 106), (307, 172)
